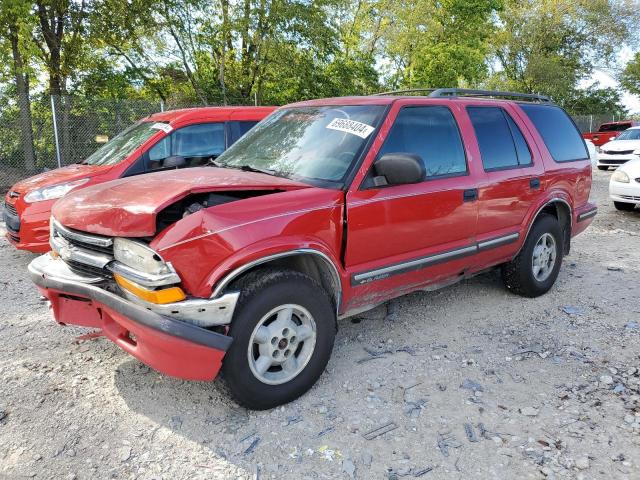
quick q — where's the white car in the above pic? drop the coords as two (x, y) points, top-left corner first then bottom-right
(609, 158), (640, 211)
(585, 139), (598, 168)
(598, 126), (640, 170)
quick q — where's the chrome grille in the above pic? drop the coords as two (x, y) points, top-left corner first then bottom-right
(66, 260), (111, 279)
(52, 220), (114, 256)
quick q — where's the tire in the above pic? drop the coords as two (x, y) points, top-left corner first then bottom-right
(597, 166), (609, 171)
(614, 201), (636, 211)
(501, 214), (563, 298)
(221, 268), (336, 410)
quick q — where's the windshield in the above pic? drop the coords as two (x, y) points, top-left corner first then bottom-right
(83, 122), (163, 166)
(214, 105), (386, 185)
(616, 129), (640, 140)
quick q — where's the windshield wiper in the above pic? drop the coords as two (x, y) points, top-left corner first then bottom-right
(237, 164), (277, 176)
(209, 159), (278, 176)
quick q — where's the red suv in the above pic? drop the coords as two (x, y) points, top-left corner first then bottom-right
(4, 106), (275, 252)
(28, 89), (597, 409)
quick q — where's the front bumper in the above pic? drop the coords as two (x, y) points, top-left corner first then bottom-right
(3, 199), (53, 253)
(610, 181), (640, 205)
(29, 254), (234, 381)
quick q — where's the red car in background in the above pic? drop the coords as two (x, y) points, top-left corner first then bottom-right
(3, 106), (275, 253)
(582, 120), (639, 147)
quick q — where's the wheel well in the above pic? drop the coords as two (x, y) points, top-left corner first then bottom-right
(537, 201), (572, 254)
(221, 252), (341, 313)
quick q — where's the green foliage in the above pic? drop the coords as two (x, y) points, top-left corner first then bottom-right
(487, 0), (638, 106)
(621, 52), (640, 96)
(0, 0), (639, 112)
(565, 83), (627, 116)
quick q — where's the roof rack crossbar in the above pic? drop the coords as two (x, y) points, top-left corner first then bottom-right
(372, 88), (437, 96)
(428, 88), (551, 102)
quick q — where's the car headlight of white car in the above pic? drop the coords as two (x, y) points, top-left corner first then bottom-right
(24, 178), (90, 203)
(611, 169), (630, 183)
(113, 238), (174, 276)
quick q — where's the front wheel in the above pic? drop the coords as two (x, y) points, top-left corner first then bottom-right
(501, 214), (563, 298)
(221, 269), (336, 409)
(614, 201), (636, 211)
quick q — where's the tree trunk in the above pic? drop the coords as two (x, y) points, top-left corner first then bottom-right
(9, 25), (36, 172)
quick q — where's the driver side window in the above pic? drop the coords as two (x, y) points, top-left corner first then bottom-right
(147, 122), (226, 171)
(375, 106), (467, 180)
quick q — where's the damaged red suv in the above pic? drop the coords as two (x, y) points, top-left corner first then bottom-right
(4, 106), (274, 252)
(29, 90), (597, 409)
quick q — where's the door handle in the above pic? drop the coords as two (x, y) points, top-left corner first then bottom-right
(463, 188), (478, 202)
(530, 178), (541, 189)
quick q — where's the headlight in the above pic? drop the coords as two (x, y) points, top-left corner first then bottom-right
(24, 178), (90, 203)
(612, 170), (630, 183)
(113, 238), (173, 275)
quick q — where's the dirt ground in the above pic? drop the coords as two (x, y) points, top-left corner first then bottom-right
(1, 168), (639, 480)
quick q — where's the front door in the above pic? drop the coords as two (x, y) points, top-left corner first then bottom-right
(344, 103), (480, 310)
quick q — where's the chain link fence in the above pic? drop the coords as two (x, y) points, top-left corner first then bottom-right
(0, 94), (635, 195)
(571, 114), (634, 133)
(0, 95), (220, 194)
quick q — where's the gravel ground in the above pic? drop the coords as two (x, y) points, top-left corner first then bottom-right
(1, 168), (639, 480)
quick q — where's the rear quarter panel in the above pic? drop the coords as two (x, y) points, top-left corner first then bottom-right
(513, 104), (593, 238)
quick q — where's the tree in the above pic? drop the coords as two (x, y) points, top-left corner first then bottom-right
(33, 0), (91, 162)
(488, 0), (638, 104)
(0, 0), (36, 170)
(565, 83), (627, 116)
(355, 0), (502, 89)
(621, 52), (640, 96)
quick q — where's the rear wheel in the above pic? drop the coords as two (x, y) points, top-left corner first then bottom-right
(221, 269), (336, 410)
(501, 214), (563, 298)
(597, 166), (609, 171)
(614, 201), (636, 211)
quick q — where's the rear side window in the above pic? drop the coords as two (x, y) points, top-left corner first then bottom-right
(376, 106), (467, 179)
(467, 107), (532, 170)
(519, 104), (588, 162)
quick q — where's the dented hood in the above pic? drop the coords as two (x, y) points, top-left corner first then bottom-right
(52, 167), (309, 237)
(11, 163), (111, 194)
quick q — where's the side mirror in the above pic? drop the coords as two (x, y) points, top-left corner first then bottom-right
(373, 153), (425, 186)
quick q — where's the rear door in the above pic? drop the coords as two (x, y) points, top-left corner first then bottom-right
(465, 103), (545, 266)
(344, 100), (480, 309)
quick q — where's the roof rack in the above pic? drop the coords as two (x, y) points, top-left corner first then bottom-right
(374, 88), (438, 96)
(373, 87), (552, 103)
(429, 88), (551, 102)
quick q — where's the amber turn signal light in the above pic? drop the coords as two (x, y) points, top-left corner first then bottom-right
(114, 273), (186, 304)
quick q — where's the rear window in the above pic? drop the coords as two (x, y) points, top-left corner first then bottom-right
(519, 104), (588, 162)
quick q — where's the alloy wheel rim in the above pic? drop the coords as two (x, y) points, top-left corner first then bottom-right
(247, 304), (317, 385)
(531, 232), (557, 282)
